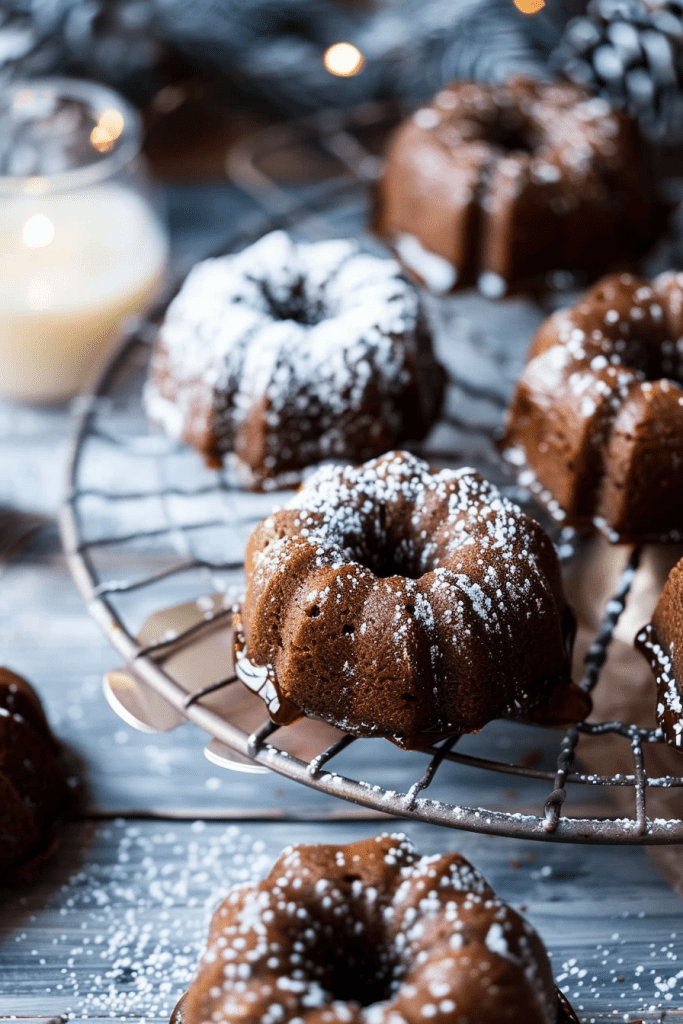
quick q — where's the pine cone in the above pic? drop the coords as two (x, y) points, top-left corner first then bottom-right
(552, 0), (683, 143)
(0, 1), (162, 101)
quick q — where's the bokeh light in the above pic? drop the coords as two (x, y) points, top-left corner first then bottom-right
(22, 213), (54, 248)
(323, 42), (365, 77)
(512, 0), (546, 12)
(90, 107), (125, 153)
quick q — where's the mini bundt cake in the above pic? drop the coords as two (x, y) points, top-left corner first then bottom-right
(0, 667), (68, 877)
(171, 833), (576, 1024)
(375, 76), (653, 297)
(502, 271), (683, 541)
(233, 450), (590, 748)
(145, 231), (445, 483)
(637, 556), (683, 751)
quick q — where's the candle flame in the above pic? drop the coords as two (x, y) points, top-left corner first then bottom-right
(90, 108), (125, 153)
(22, 213), (54, 249)
(323, 42), (365, 77)
(512, 0), (546, 12)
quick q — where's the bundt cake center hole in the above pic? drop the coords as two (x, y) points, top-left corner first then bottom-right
(310, 935), (398, 1006)
(258, 278), (326, 326)
(350, 533), (426, 580)
(485, 113), (536, 154)
(355, 550), (420, 579)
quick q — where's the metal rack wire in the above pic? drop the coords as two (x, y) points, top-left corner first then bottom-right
(60, 106), (683, 844)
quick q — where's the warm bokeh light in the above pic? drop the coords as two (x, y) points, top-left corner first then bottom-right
(513, 0), (546, 12)
(99, 107), (125, 138)
(90, 125), (114, 152)
(90, 107), (125, 153)
(22, 213), (54, 248)
(323, 42), (365, 77)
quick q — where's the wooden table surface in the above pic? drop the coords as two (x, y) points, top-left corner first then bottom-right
(3, 178), (683, 1024)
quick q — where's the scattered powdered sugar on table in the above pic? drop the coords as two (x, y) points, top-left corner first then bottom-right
(11, 820), (272, 1017)
(555, 926), (683, 1020)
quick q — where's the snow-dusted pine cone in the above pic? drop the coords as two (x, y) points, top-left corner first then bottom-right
(553, 0), (683, 142)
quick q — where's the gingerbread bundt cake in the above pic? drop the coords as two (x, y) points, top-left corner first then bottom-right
(145, 231), (444, 483)
(233, 451), (590, 748)
(0, 667), (68, 877)
(172, 833), (576, 1024)
(502, 272), (683, 541)
(637, 557), (683, 751)
(376, 77), (653, 297)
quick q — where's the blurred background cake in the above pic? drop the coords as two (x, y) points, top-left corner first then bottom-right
(0, 667), (69, 878)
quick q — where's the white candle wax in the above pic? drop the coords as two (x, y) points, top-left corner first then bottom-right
(0, 183), (168, 402)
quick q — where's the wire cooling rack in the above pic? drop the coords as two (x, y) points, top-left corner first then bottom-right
(60, 105), (683, 844)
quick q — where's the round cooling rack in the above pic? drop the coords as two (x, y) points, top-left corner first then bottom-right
(60, 112), (683, 845)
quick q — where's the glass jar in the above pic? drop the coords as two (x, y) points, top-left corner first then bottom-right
(0, 77), (169, 403)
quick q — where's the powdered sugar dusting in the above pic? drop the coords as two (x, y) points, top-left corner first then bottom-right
(638, 621), (683, 749)
(284, 451), (554, 628)
(144, 231), (441, 479)
(241, 450), (575, 743)
(381, 77), (645, 295)
(183, 833), (558, 1024)
(503, 270), (683, 540)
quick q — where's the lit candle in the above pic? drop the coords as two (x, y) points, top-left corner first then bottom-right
(0, 79), (168, 403)
(0, 185), (166, 402)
